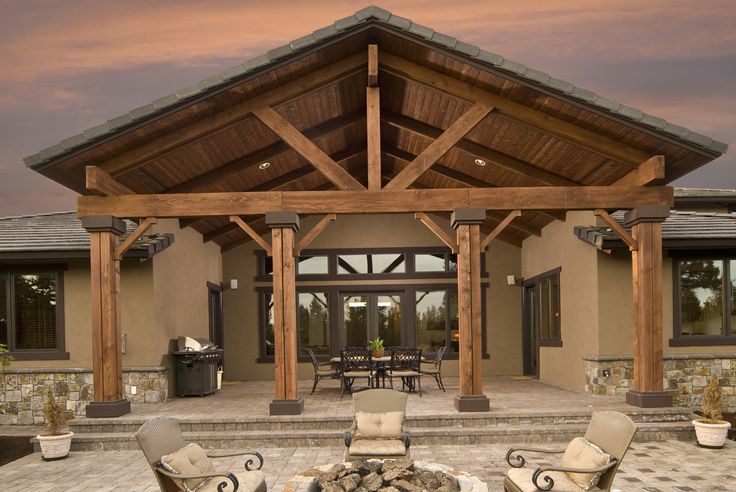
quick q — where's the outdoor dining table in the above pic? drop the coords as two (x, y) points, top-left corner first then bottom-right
(330, 354), (423, 389)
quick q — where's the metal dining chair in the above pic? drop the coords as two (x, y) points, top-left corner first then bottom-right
(306, 347), (339, 394)
(340, 347), (373, 397)
(386, 348), (422, 396)
(420, 345), (447, 391)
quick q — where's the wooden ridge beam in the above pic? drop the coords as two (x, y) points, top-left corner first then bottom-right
(229, 216), (272, 256)
(100, 52), (367, 176)
(114, 217), (156, 260)
(380, 53), (650, 167)
(415, 212), (458, 252)
(294, 214), (336, 256)
(86, 166), (134, 196)
(384, 102), (493, 190)
(594, 209), (638, 251)
(253, 106), (365, 191)
(367, 44), (378, 87)
(481, 210), (521, 250)
(614, 155), (665, 187)
(383, 111), (578, 186)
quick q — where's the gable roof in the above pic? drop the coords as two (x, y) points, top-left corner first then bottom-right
(22, 5), (729, 250)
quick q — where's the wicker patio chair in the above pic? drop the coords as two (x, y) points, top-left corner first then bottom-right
(307, 347), (339, 394)
(386, 348), (423, 396)
(136, 416), (267, 492)
(419, 345), (447, 391)
(344, 388), (410, 460)
(340, 346), (373, 397)
(504, 411), (637, 491)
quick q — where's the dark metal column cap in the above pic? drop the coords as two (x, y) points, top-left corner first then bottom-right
(623, 206), (670, 226)
(80, 216), (127, 235)
(265, 211), (300, 231)
(451, 208), (486, 229)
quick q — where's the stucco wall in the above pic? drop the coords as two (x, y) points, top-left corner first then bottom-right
(521, 211), (599, 391)
(222, 213), (522, 381)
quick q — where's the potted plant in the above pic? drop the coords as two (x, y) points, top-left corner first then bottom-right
(36, 386), (74, 460)
(368, 337), (385, 358)
(693, 375), (731, 448)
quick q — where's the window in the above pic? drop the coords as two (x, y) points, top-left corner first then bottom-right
(338, 254), (405, 275)
(415, 252), (458, 273)
(673, 258), (736, 345)
(297, 256), (328, 275)
(415, 289), (459, 354)
(524, 268), (561, 346)
(0, 270), (66, 358)
(298, 292), (329, 355)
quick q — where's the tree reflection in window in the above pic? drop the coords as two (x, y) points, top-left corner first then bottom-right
(298, 292), (329, 354)
(680, 259), (724, 336)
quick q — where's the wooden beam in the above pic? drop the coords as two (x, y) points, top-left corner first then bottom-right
(594, 209), (638, 251)
(229, 216), (272, 256)
(165, 111), (363, 193)
(114, 217), (156, 260)
(253, 106), (365, 191)
(86, 166), (134, 196)
(383, 111), (579, 186)
(294, 214), (336, 256)
(414, 212), (458, 253)
(367, 44), (378, 87)
(481, 210), (521, 250)
(367, 87), (381, 191)
(614, 155), (666, 187)
(77, 186), (674, 217)
(100, 52), (367, 176)
(380, 53), (650, 167)
(487, 211), (540, 237)
(384, 102), (494, 190)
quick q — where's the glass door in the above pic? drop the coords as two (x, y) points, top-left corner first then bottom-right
(340, 292), (403, 348)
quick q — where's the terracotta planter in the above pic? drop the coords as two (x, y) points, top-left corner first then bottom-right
(371, 349), (384, 358)
(693, 419), (731, 448)
(37, 431), (73, 460)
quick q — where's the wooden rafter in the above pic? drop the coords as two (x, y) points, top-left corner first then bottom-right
(86, 166), (134, 196)
(229, 215), (272, 255)
(114, 217), (156, 260)
(367, 45), (381, 191)
(253, 106), (365, 191)
(383, 111), (578, 187)
(380, 53), (650, 167)
(481, 210), (521, 250)
(294, 214), (337, 256)
(99, 52), (367, 176)
(414, 212), (458, 253)
(78, 186), (674, 217)
(614, 155), (665, 187)
(594, 209), (638, 251)
(384, 101), (493, 190)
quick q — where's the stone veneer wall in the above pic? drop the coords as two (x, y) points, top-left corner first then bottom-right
(585, 355), (736, 411)
(0, 367), (167, 425)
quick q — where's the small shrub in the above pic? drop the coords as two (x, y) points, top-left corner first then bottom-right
(0, 343), (13, 377)
(42, 386), (72, 436)
(700, 376), (724, 424)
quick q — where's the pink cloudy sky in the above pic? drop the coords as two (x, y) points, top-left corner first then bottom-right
(0, 0), (734, 216)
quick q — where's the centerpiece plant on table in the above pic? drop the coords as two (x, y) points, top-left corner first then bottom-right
(368, 337), (385, 358)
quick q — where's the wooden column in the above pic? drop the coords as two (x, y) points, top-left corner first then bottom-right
(266, 211), (303, 415)
(624, 206), (673, 407)
(451, 208), (490, 412)
(81, 216), (131, 417)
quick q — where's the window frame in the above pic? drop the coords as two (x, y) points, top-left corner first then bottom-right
(523, 267), (562, 347)
(0, 266), (68, 360)
(670, 253), (736, 346)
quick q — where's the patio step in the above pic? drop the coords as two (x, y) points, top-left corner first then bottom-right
(62, 414), (695, 452)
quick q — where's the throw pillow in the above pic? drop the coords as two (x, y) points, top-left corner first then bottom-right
(559, 437), (612, 490)
(160, 443), (216, 492)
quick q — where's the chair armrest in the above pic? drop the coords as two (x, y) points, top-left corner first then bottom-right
(505, 446), (566, 468)
(402, 432), (411, 449)
(531, 459), (617, 491)
(344, 431), (353, 447)
(154, 465), (240, 491)
(206, 450), (264, 471)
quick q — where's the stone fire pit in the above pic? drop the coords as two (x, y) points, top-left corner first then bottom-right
(284, 458), (488, 492)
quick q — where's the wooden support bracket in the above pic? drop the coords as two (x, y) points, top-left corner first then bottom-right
(294, 214), (337, 256)
(230, 216), (273, 256)
(481, 210), (521, 250)
(114, 217), (156, 260)
(594, 209), (638, 251)
(86, 165), (134, 196)
(415, 213), (458, 253)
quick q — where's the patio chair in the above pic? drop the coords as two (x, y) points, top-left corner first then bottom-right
(420, 345), (447, 391)
(340, 346), (373, 397)
(386, 348), (422, 397)
(136, 416), (267, 492)
(344, 388), (410, 460)
(307, 347), (339, 394)
(503, 411), (637, 491)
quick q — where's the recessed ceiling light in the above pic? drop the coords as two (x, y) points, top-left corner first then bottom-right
(474, 158), (487, 167)
(258, 162), (271, 170)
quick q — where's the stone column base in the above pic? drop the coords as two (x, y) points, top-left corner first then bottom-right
(269, 397), (304, 415)
(626, 390), (673, 408)
(85, 399), (131, 418)
(454, 394), (490, 412)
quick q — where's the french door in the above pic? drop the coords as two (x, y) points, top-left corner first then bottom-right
(340, 292), (403, 348)
(522, 284), (539, 377)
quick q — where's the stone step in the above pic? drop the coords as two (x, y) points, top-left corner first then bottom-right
(60, 421), (695, 452)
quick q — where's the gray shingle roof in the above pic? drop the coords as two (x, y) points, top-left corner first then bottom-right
(23, 5), (728, 170)
(574, 210), (736, 250)
(0, 212), (173, 258)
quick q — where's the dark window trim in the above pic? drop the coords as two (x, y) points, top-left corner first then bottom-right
(671, 255), (734, 346)
(1, 266), (67, 360)
(523, 267), (562, 346)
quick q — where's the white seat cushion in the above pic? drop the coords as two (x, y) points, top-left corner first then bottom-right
(348, 439), (407, 457)
(505, 468), (603, 492)
(354, 411), (404, 438)
(198, 470), (267, 492)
